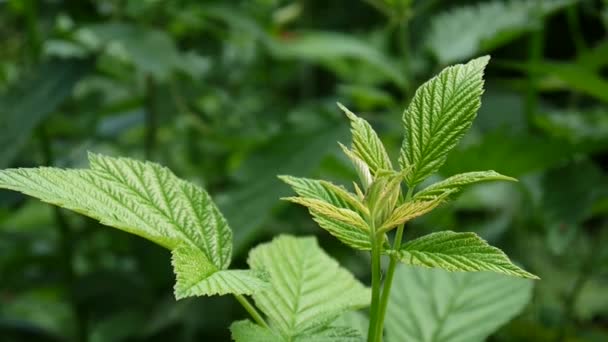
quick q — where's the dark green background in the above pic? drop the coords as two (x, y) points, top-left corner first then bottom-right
(1, 0), (607, 341)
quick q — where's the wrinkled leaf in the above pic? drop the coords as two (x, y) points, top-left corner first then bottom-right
(399, 57), (489, 187)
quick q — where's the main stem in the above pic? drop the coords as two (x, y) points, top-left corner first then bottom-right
(367, 220), (382, 341)
(235, 295), (269, 329)
(372, 187), (414, 342)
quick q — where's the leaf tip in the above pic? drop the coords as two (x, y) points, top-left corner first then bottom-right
(337, 102), (358, 121)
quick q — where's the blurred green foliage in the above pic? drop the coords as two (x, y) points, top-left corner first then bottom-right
(0, 0), (607, 341)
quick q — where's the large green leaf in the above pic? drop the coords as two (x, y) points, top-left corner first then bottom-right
(0, 58), (90, 168)
(385, 266), (534, 342)
(0, 153), (265, 298)
(413, 171), (516, 201)
(399, 57), (489, 187)
(279, 176), (372, 250)
(393, 231), (538, 279)
(427, 0), (575, 64)
(231, 235), (370, 341)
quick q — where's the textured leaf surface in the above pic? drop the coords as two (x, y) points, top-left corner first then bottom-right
(280, 176), (372, 250)
(378, 196), (450, 234)
(338, 103), (393, 175)
(394, 231), (538, 279)
(385, 266), (533, 342)
(231, 320), (363, 342)
(427, 0), (575, 64)
(413, 171), (516, 201)
(0, 153), (264, 298)
(171, 245), (267, 299)
(399, 57), (489, 187)
(246, 235), (370, 339)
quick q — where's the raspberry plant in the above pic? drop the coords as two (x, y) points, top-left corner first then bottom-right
(0, 56), (537, 341)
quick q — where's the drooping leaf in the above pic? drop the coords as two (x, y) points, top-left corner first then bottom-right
(392, 231), (538, 279)
(385, 266), (534, 342)
(279, 176), (372, 250)
(427, 0), (575, 64)
(0, 153), (265, 298)
(0, 58), (90, 169)
(338, 103), (393, 175)
(399, 56), (489, 187)
(243, 235), (370, 340)
(413, 171), (516, 201)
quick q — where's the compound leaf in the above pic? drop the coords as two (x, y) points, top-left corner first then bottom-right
(279, 176), (372, 250)
(0, 153), (265, 298)
(399, 56), (489, 187)
(385, 266), (534, 342)
(338, 103), (393, 175)
(413, 171), (516, 201)
(393, 231), (538, 279)
(245, 235), (370, 340)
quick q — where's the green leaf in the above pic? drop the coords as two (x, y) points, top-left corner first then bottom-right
(385, 266), (534, 342)
(414, 171), (517, 201)
(171, 245), (267, 299)
(393, 231), (538, 279)
(378, 195), (451, 234)
(246, 235), (370, 339)
(399, 56), (489, 187)
(231, 320), (363, 342)
(0, 153), (265, 298)
(0, 58), (90, 168)
(338, 103), (393, 175)
(427, 0), (575, 64)
(272, 31), (406, 88)
(279, 176), (372, 250)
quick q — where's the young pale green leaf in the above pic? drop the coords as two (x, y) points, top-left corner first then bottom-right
(338, 103), (393, 175)
(377, 194), (452, 234)
(413, 171), (516, 201)
(385, 266), (534, 342)
(392, 231), (538, 279)
(399, 56), (489, 187)
(246, 235), (371, 340)
(339, 143), (373, 190)
(279, 175), (368, 215)
(279, 176), (372, 250)
(231, 320), (363, 342)
(0, 153), (265, 298)
(364, 172), (403, 227)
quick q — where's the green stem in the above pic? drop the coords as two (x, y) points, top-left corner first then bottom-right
(367, 220), (381, 341)
(373, 187), (414, 342)
(235, 295), (269, 329)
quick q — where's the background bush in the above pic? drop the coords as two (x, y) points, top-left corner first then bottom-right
(0, 0), (607, 341)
